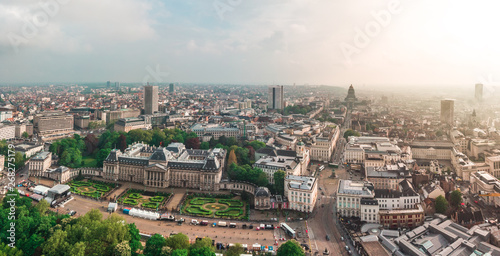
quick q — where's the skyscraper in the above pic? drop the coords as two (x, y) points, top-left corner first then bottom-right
(115, 82), (120, 89)
(440, 99), (454, 126)
(169, 83), (175, 94)
(475, 83), (483, 102)
(268, 85), (284, 110)
(144, 85), (159, 114)
(107, 81), (111, 88)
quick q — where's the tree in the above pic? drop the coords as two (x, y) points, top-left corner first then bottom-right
(189, 247), (215, 256)
(435, 195), (449, 214)
(172, 249), (189, 256)
(277, 239), (305, 256)
(144, 234), (167, 256)
(0, 242), (23, 256)
(114, 241), (132, 256)
(450, 190), (463, 208)
(22, 131), (29, 138)
(227, 150), (238, 168)
(248, 140), (266, 151)
(191, 237), (214, 251)
(128, 223), (143, 255)
(274, 170), (286, 196)
(35, 199), (50, 216)
(165, 233), (190, 251)
(185, 137), (201, 149)
(226, 243), (244, 256)
(119, 134), (128, 151)
(200, 142), (209, 150)
(343, 129), (360, 140)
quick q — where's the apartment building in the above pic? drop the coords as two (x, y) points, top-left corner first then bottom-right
(285, 175), (318, 213)
(33, 111), (74, 135)
(30, 152), (53, 177)
(337, 180), (375, 218)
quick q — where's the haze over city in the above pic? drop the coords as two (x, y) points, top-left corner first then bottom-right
(3, 1), (500, 256)
(1, 0), (500, 86)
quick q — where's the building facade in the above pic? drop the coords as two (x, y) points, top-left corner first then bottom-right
(285, 175), (318, 213)
(268, 85), (284, 110)
(144, 85), (159, 115)
(33, 111), (74, 135)
(103, 142), (226, 191)
(337, 180), (375, 218)
(29, 152), (53, 176)
(440, 99), (454, 125)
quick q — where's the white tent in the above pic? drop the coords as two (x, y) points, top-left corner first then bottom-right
(33, 185), (50, 196)
(129, 208), (159, 220)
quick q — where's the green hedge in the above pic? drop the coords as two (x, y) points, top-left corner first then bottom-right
(215, 207), (243, 217)
(142, 202), (160, 209)
(219, 199), (244, 207)
(150, 196), (165, 202)
(123, 198), (138, 205)
(128, 193), (143, 199)
(185, 205), (212, 215)
(190, 197), (216, 205)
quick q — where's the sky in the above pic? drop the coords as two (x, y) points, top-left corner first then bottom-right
(1, 0), (500, 87)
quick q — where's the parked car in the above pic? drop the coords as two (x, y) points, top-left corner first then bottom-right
(69, 210), (77, 216)
(326, 235), (330, 241)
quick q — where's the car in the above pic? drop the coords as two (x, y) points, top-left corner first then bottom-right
(326, 235), (330, 241)
(69, 210), (77, 216)
(475, 200), (478, 204)
(321, 192), (325, 195)
(345, 246), (349, 251)
(20, 174), (24, 177)
(341, 236), (344, 241)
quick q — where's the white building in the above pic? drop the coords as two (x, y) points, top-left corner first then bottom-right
(0, 124), (15, 140)
(285, 175), (318, 213)
(337, 180), (375, 218)
(344, 136), (405, 164)
(0, 111), (12, 122)
(29, 152), (52, 176)
(254, 155), (301, 184)
(360, 199), (379, 223)
(190, 123), (240, 142)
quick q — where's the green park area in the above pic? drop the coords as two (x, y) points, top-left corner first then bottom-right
(181, 194), (248, 220)
(68, 180), (116, 199)
(118, 189), (171, 210)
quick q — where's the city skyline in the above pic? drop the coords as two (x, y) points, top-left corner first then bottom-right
(1, 0), (500, 86)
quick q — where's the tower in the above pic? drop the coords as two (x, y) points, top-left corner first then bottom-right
(440, 99), (454, 126)
(144, 84), (159, 115)
(268, 85), (284, 110)
(475, 83), (483, 102)
(169, 83), (175, 94)
(106, 81), (111, 88)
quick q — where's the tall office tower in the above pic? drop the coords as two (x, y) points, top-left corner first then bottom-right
(115, 82), (120, 89)
(144, 85), (159, 114)
(440, 99), (455, 126)
(107, 81), (111, 88)
(268, 85), (284, 110)
(169, 83), (175, 94)
(475, 83), (483, 102)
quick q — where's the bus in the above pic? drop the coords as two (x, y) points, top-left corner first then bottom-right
(280, 223), (296, 238)
(329, 162), (338, 168)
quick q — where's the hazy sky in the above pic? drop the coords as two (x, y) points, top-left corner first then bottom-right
(1, 0), (500, 86)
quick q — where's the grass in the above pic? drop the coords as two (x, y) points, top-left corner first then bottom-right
(68, 180), (115, 199)
(182, 196), (246, 219)
(82, 156), (98, 167)
(117, 189), (170, 209)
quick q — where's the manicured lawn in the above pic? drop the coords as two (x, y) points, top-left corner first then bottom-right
(181, 195), (247, 219)
(68, 180), (116, 199)
(82, 156), (98, 167)
(117, 189), (171, 209)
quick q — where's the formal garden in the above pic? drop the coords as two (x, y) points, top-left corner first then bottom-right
(67, 179), (117, 199)
(117, 189), (171, 210)
(180, 193), (249, 220)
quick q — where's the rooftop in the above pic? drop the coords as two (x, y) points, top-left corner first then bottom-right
(286, 175), (316, 191)
(338, 180), (374, 196)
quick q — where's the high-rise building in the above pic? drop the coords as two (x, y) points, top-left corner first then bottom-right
(115, 82), (120, 89)
(107, 81), (111, 88)
(475, 83), (483, 102)
(268, 85), (284, 110)
(440, 99), (454, 126)
(144, 85), (159, 115)
(169, 83), (175, 94)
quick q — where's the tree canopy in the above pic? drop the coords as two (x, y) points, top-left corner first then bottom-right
(274, 170), (286, 196)
(435, 195), (449, 214)
(277, 239), (305, 256)
(343, 129), (360, 140)
(450, 190), (463, 208)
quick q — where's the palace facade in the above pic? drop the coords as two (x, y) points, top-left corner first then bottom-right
(103, 142), (226, 191)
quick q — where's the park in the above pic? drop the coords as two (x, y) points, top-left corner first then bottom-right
(181, 194), (248, 219)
